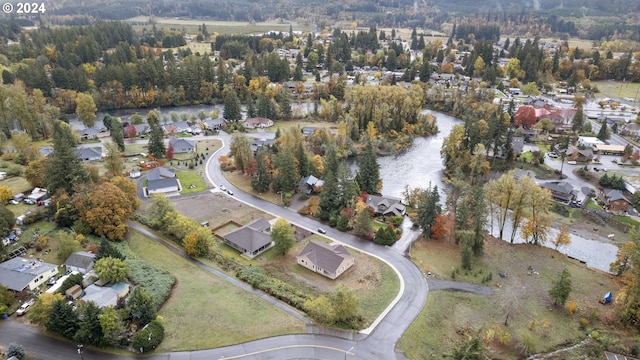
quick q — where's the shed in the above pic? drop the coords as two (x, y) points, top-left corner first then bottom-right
(65, 284), (83, 300)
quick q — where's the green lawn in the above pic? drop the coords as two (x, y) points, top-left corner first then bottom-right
(176, 171), (207, 194)
(0, 176), (32, 194)
(126, 230), (306, 352)
(586, 199), (602, 210)
(593, 80), (640, 103)
(613, 215), (640, 227)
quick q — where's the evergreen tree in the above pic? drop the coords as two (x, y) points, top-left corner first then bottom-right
(256, 94), (276, 119)
(272, 149), (298, 193)
(246, 96), (257, 118)
(572, 105), (584, 133)
(46, 300), (79, 339)
(417, 184), (441, 238)
(74, 301), (106, 347)
(357, 140), (381, 194)
(549, 268), (572, 306)
(127, 287), (157, 326)
(374, 226), (396, 245)
(597, 122), (610, 142)
(251, 148), (271, 193)
(46, 121), (90, 195)
(147, 122), (165, 159)
(223, 88), (242, 121)
(109, 117), (125, 151)
(277, 89), (292, 120)
(352, 202), (373, 236)
(295, 142), (310, 178)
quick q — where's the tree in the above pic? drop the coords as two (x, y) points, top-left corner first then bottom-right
(252, 148), (271, 193)
(28, 292), (65, 326)
(47, 121), (90, 195)
(374, 225), (396, 245)
(229, 133), (252, 173)
(417, 183), (441, 238)
(73, 181), (139, 241)
(104, 142), (124, 177)
(166, 143), (174, 160)
(24, 156), (50, 188)
(55, 231), (81, 261)
(450, 334), (486, 360)
(76, 92), (97, 127)
(271, 218), (296, 255)
(124, 124), (137, 142)
(549, 268), (572, 306)
(597, 121), (610, 142)
(7, 343), (26, 360)
(520, 186), (551, 245)
(183, 227), (212, 257)
(223, 88), (242, 121)
(0, 206), (15, 237)
(99, 306), (126, 346)
(610, 240), (636, 276)
(46, 300), (79, 339)
(94, 257), (129, 283)
(331, 285), (358, 324)
(514, 106), (536, 129)
(357, 140), (381, 194)
(149, 194), (175, 230)
(551, 225), (572, 250)
(127, 286), (157, 326)
(430, 213), (450, 240)
(110, 118), (125, 151)
(74, 301), (106, 347)
(303, 295), (335, 324)
(0, 186), (11, 204)
(572, 105), (584, 133)
(352, 201), (373, 237)
(272, 149), (298, 193)
(147, 121), (166, 159)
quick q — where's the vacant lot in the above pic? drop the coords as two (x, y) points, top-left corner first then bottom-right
(126, 230), (306, 352)
(398, 236), (635, 359)
(172, 191), (271, 228)
(593, 80), (640, 103)
(125, 16), (314, 35)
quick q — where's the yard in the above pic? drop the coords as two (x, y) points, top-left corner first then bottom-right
(126, 230), (306, 352)
(398, 236), (636, 359)
(0, 176), (32, 195)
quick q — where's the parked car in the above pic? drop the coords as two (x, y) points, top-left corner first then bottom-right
(47, 276), (60, 287)
(226, 189), (234, 195)
(8, 199), (19, 205)
(24, 198), (36, 205)
(317, 228), (327, 234)
(547, 152), (559, 158)
(219, 185), (227, 191)
(16, 300), (34, 316)
(567, 160), (577, 165)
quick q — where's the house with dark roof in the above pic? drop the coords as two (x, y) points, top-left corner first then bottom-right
(365, 195), (406, 217)
(82, 282), (130, 308)
(540, 181), (577, 203)
(146, 167), (180, 195)
(39, 146), (54, 157)
(301, 126), (318, 137)
(296, 175), (324, 195)
(243, 117), (274, 129)
(599, 189), (632, 215)
(79, 127), (107, 140)
(250, 138), (275, 154)
(64, 251), (96, 274)
(133, 124), (150, 136)
(169, 138), (195, 153)
(75, 147), (102, 161)
(0, 257), (58, 292)
(297, 240), (354, 279)
(223, 218), (273, 259)
(203, 118), (225, 130)
(513, 168), (536, 182)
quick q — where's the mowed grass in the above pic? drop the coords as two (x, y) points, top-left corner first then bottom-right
(126, 16), (315, 35)
(126, 230), (306, 352)
(593, 80), (640, 103)
(223, 170), (282, 204)
(0, 176), (32, 194)
(399, 237), (625, 359)
(176, 171), (208, 194)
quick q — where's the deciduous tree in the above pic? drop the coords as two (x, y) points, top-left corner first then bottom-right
(271, 218), (296, 255)
(0, 186), (11, 204)
(229, 133), (252, 173)
(28, 293), (64, 326)
(352, 201), (373, 237)
(514, 106), (536, 129)
(94, 257), (129, 283)
(104, 142), (124, 178)
(110, 118), (125, 151)
(183, 227), (212, 257)
(99, 306), (126, 346)
(551, 225), (572, 250)
(126, 286), (157, 326)
(24, 157), (49, 188)
(76, 92), (97, 127)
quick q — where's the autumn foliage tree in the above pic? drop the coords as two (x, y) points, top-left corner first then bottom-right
(551, 225), (572, 250)
(166, 143), (174, 160)
(430, 213), (450, 240)
(183, 227), (212, 257)
(514, 105), (536, 129)
(124, 124), (137, 141)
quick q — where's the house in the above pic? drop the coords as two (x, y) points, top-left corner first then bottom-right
(133, 124), (150, 136)
(599, 189), (632, 215)
(577, 136), (605, 148)
(75, 147), (102, 161)
(79, 128), (101, 140)
(540, 181), (577, 203)
(366, 195), (406, 217)
(296, 175), (324, 195)
(243, 117), (274, 129)
(0, 257), (58, 292)
(513, 168), (536, 181)
(296, 240), (355, 280)
(593, 144), (625, 155)
(511, 137), (524, 155)
(82, 282), (130, 308)
(223, 218), (273, 259)
(146, 167), (180, 195)
(250, 138), (275, 154)
(169, 138), (195, 153)
(203, 118), (225, 130)
(565, 146), (593, 163)
(63, 251), (96, 274)
(301, 126), (319, 137)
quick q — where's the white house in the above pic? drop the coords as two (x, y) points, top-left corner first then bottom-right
(577, 136), (605, 148)
(0, 257), (58, 292)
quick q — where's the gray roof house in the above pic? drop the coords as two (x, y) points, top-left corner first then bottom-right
(297, 241), (355, 279)
(168, 138), (195, 153)
(366, 195), (406, 217)
(540, 181), (578, 203)
(75, 147), (102, 161)
(223, 218), (273, 259)
(82, 282), (130, 308)
(79, 127), (106, 140)
(0, 257), (58, 292)
(296, 175), (324, 195)
(64, 251), (96, 274)
(147, 167), (180, 195)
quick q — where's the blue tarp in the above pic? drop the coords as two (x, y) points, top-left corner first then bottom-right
(603, 292), (612, 304)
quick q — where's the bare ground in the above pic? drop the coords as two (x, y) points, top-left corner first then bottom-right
(171, 192), (274, 228)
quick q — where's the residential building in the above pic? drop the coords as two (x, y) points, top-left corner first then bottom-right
(223, 218), (273, 259)
(297, 240), (355, 279)
(243, 117), (274, 129)
(365, 195), (406, 217)
(146, 167), (180, 195)
(296, 175), (324, 195)
(593, 144), (625, 155)
(168, 138), (196, 153)
(0, 257), (58, 292)
(577, 136), (605, 148)
(540, 181), (577, 203)
(599, 189), (632, 215)
(63, 251), (96, 274)
(82, 282), (130, 308)
(75, 147), (102, 161)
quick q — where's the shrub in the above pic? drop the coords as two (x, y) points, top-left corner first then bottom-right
(591, 330), (600, 340)
(579, 317), (589, 329)
(388, 215), (403, 227)
(236, 267), (311, 310)
(126, 259), (176, 309)
(131, 320), (164, 353)
(7, 343), (26, 359)
(57, 273), (84, 295)
(566, 299), (578, 315)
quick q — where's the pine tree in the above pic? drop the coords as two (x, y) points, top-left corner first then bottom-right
(46, 121), (90, 195)
(417, 183), (441, 238)
(295, 142), (310, 178)
(46, 300), (79, 339)
(549, 268), (572, 306)
(74, 301), (106, 347)
(277, 89), (292, 120)
(357, 140), (381, 194)
(251, 148), (271, 193)
(597, 122), (610, 141)
(127, 287), (157, 326)
(223, 88), (242, 121)
(147, 122), (165, 158)
(109, 117), (125, 151)
(572, 105), (584, 133)
(272, 149), (298, 193)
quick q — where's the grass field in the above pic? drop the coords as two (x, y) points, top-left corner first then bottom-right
(593, 80), (640, 103)
(0, 176), (32, 194)
(398, 237), (635, 359)
(176, 171), (208, 194)
(126, 230), (306, 352)
(223, 169), (282, 204)
(125, 16), (314, 36)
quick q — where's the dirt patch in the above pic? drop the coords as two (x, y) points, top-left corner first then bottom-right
(171, 192), (274, 228)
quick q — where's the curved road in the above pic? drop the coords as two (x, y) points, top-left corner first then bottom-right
(0, 131), (490, 360)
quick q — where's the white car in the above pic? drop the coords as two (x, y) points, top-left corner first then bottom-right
(219, 185), (227, 192)
(16, 300), (34, 316)
(567, 160), (577, 165)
